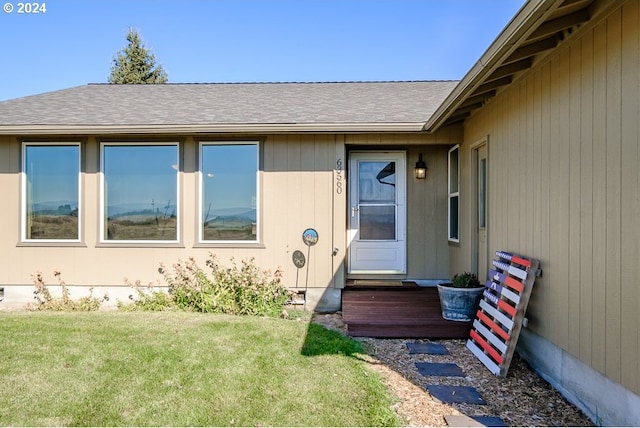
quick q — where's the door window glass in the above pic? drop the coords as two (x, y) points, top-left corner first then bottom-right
(358, 161), (396, 241)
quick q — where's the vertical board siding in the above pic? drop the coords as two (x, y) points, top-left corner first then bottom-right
(591, 19), (608, 375)
(605, 8), (622, 384)
(332, 136), (347, 288)
(579, 31), (595, 367)
(568, 41), (583, 357)
(263, 135), (336, 289)
(461, 6), (640, 394)
(619, 0), (640, 394)
(538, 63), (551, 336)
(313, 135), (334, 285)
(0, 137), (16, 269)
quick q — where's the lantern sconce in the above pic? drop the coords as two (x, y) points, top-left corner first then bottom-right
(415, 153), (427, 179)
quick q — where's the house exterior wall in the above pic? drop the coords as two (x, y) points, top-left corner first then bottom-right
(0, 131), (457, 311)
(454, 0), (640, 415)
(346, 130), (461, 280)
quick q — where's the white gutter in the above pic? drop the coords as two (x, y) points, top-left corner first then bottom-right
(423, 0), (562, 132)
(0, 122), (427, 135)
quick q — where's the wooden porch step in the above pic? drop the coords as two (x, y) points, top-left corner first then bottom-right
(345, 279), (419, 289)
(342, 286), (472, 339)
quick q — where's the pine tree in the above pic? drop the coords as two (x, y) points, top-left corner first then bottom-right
(108, 28), (168, 84)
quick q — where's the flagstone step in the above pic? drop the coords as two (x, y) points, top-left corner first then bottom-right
(406, 341), (450, 355)
(444, 414), (508, 427)
(415, 362), (465, 377)
(425, 385), (487, 405)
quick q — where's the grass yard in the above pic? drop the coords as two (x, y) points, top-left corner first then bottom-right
(0, 311), (400, 427)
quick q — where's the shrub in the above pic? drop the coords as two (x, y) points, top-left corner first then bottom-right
(118, 280), (176, 311)
(28, 270), (107, 311)
(125, 253), (290, 317)
(451, 272), (481, 288)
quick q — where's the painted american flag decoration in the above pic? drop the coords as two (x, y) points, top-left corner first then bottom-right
(466, 251), (542, 377)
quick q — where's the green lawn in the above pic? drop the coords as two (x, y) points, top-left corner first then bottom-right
(0, 311), (400, 427)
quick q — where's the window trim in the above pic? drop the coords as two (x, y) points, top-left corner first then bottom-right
(21, 142), (82, 243)
(198, 140), (260, 245)
(448, 144), (460, 243)
(99, 142), (181, 245)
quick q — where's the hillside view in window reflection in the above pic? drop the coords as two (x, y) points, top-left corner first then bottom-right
(103, 145), (178, 241)
(24, 145), (79, 240)
(202, 144), (257, 241)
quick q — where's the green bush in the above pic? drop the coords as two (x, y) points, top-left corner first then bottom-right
(451, 271), (481, 288)
(28, 271), (107, 311)
(118, 281), (176, 312)
(125, 253), (290, 317)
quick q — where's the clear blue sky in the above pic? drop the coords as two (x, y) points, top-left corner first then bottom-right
(0, 0), (526, 101)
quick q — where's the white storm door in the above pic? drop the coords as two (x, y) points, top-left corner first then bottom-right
(348, 152), (406, 274)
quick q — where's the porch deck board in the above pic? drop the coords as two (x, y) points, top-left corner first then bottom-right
(342, 286), (473, 338)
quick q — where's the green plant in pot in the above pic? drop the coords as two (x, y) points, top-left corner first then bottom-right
(437, 272), (485, 322)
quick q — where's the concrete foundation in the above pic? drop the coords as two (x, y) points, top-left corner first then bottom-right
(517, 328), (640, 426)
(0, 283), (344, 313)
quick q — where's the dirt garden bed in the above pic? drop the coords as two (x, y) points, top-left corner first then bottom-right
(311, 312), (594, 427)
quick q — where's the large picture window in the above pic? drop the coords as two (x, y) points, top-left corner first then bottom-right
(102, 143), (179, 242)
(200, 142), (258, 242)
(448, 145), (460, 243)
(22, 143), (81, 241)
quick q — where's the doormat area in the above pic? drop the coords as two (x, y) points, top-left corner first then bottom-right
(406, 342), (450, 355)
(415, 362), (465, 377)
(425, 385), (487, 405)
(351, 280), (404, 286)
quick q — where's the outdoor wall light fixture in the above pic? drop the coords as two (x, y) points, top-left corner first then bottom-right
(415, 153), (427, 179)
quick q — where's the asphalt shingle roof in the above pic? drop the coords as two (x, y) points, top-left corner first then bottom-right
(0, 81), (457, 129)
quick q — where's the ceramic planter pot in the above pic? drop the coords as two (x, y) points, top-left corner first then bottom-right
(436, 283), (485, 322)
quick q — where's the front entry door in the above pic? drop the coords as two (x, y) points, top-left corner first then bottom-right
(348, 152), (406, 274)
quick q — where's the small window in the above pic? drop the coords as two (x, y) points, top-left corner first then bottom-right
(200, 142), (258, 242)
(448, 145), (460, 242)
(479, 158), (487, 228)
(22, 143), (81, 241)
(101, 143), (179, 242)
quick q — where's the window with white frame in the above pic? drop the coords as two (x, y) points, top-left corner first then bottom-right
(22, 143), (81, 241)
(200, 142), (258, 242)
(448, 145), (460, 242)
(101, 143), (179, 242)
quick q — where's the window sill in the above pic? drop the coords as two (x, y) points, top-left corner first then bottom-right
(95, 242), (185, 248)
(17, 241), (87, 247)
(193, 242), (266, 249)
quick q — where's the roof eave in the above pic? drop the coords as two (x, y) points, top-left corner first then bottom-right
(424, 0), (562, 132)
(0, 122), (428, 136)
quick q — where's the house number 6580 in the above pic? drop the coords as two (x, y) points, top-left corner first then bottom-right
(335, 159), (343, 194)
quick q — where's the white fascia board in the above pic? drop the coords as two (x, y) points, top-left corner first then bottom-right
(0, 122), (427, 135)
(423, 0), (561, 132)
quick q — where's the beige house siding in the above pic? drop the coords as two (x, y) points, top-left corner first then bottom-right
(0, 131), (457, 308)
(456, 1), (640, 395)
(262, 134), (341, 290)
(0, 134), (341, 302)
